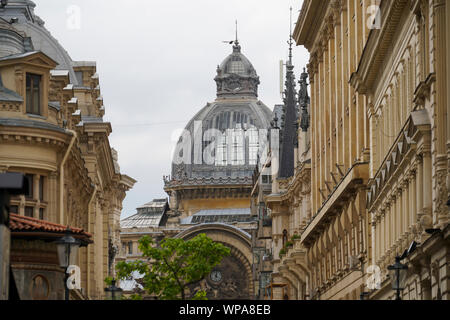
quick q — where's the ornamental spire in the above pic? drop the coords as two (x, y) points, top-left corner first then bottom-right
(279, 7), (298, 179)
(288, 7), (294, 66)
(299, 68), (310, 132)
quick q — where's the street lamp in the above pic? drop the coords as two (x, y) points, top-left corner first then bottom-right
(360, 292), (370, 300)
(104, 278), (123, 300)
(387, 256), (408, 300)
(55, 228), (81, 301)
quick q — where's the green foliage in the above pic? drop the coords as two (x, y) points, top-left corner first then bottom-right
(285, 241), (294, 248)
(279, 248), (287, 258)
(104, 276), (114, 286)
(192, 290), (208, 300)
(122, 294), (143, 301)
(291, 234), (301, 241)
(116, 233), (230, 300)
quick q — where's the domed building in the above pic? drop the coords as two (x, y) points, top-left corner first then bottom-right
(164, 40), (272, 216)
(0, 0), (135, 300)
(120, 40), (274, 300)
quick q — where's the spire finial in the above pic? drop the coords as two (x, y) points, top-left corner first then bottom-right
(288, 6), (293, 65)
(232, 20), (241, 53)
(235, 19), (238, 43)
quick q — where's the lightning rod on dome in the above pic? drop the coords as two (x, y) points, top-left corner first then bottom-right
(222, 20), (239, 46)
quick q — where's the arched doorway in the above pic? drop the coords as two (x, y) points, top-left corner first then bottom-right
(175, 224), (254, 300)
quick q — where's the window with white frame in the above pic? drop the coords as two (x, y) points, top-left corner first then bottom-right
(215, 131), (228, 166)
(230, 129), (245, 166)
(247, 128), (259, 166)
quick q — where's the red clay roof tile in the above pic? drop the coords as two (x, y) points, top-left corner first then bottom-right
(9, 213), (92, 238)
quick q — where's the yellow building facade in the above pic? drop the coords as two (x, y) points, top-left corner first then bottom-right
(263, 0), (449, 300)
(0, 1), (135, 299)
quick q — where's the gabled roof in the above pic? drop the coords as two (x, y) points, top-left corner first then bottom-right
(0, 50), (58, 69)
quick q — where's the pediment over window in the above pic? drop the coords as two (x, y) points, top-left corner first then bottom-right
(0, 51), (58, 70)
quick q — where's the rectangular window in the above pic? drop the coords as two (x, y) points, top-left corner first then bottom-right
(25, 174), (33, 199)
(262, 175), (273, 184)
(128, 242), (133, 255)
(39, 176), (44, 201)
(215, 132), (228, 166)
(26, 73), (42, 115)
(231, 129), (245, 166)
(248, 128), (259, 166)
(10, 205), (18, 214)
(75, 71), (83, 86)
(39, 208), (44, 220)
(25, 206), (34, 218)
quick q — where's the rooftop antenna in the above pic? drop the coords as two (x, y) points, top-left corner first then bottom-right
(235, 19), (238, 43)
(222, 19), (240, 47)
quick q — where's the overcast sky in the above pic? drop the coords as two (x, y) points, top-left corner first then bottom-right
(34, 0), (309, 219)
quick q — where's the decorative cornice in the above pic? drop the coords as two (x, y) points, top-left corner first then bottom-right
(351, 0), (410, 94)
(164, 176), (253, 189)
(294, 0), (329, 50)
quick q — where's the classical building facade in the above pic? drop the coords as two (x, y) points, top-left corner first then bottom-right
(350, 0), (450, 300)
(260, 0), (449, 300)
(251, 33), (312, 299)
(292, 0), (372, 300)
(0, 0), (135, 299)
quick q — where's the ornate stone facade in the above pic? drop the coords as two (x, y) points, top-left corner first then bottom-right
(0, 1), (135, 299)
(260, 0), (449, 300)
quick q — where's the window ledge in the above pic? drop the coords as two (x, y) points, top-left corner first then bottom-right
(27, 113), (47, 120)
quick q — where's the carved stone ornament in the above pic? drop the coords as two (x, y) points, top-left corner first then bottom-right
(174, 163), (187, 180)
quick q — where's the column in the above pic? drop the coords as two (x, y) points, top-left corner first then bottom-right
(48, 172), (58, 223)
(409, 170), (417, 238)
(33, 174), (39, 219)
(335, 13), (343, 176)
(348, 0), (357, 166)
(342, 4), (350, 170)
(433, 0), (449, 227)
(329, 24), (337, 186)
(402, 180), (409, 242)
(433, 0), (447, 155)
(422, 151), (433, 224)
(447, 0), (450, 207)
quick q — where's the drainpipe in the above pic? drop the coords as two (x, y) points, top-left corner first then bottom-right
(60, 129), (77, 225)
(86, 183), (97, 298)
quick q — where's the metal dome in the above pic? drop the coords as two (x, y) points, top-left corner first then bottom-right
(0, 0), (80, 85)
(170, 42), (272, 183)
(215, 40), (260, 99)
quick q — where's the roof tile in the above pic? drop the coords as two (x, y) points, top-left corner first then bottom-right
(9, 213), (92, 238)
